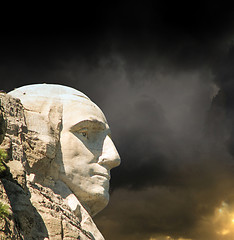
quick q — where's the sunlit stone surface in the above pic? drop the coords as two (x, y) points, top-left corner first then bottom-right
(0, 84), (120, 239)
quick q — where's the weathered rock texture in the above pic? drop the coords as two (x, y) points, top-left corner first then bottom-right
(0, 93), (101, 240)
(0, 97), (6, 145)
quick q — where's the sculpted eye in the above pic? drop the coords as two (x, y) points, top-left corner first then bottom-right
(82, 132), (87, 137)
(79, 129), (89, 139)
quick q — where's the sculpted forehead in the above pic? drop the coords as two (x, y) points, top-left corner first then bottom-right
(62, 100), (108, 130)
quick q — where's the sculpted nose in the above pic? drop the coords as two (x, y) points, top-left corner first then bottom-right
(98, 135), (121, 169)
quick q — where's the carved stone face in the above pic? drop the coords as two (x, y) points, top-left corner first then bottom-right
(59, 98), (121, 216)
(8, 84), (121, 216)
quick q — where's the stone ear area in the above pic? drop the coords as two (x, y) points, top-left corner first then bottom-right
(0, 93), (103, 240)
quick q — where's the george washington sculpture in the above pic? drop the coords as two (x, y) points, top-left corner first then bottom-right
(3, 84), (121, 240)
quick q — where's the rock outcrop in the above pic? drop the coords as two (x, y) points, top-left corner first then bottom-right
(0, 96), (6, 145)
(0, 93), (102, 240)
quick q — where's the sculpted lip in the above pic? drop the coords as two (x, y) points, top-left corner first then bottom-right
(93, 172), (111, 180)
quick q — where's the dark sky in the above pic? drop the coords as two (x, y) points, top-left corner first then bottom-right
(2, 3), (234, 239)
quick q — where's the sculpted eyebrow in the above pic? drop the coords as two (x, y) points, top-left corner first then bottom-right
(70, 120), (106, 131)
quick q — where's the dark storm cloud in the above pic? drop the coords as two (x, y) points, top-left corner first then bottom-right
(2, 5), (234, 239)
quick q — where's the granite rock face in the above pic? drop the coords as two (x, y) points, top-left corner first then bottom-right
(0, 93), (102, 240)
(0, 96), (6, 145)
(8, 84), (120, 219)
